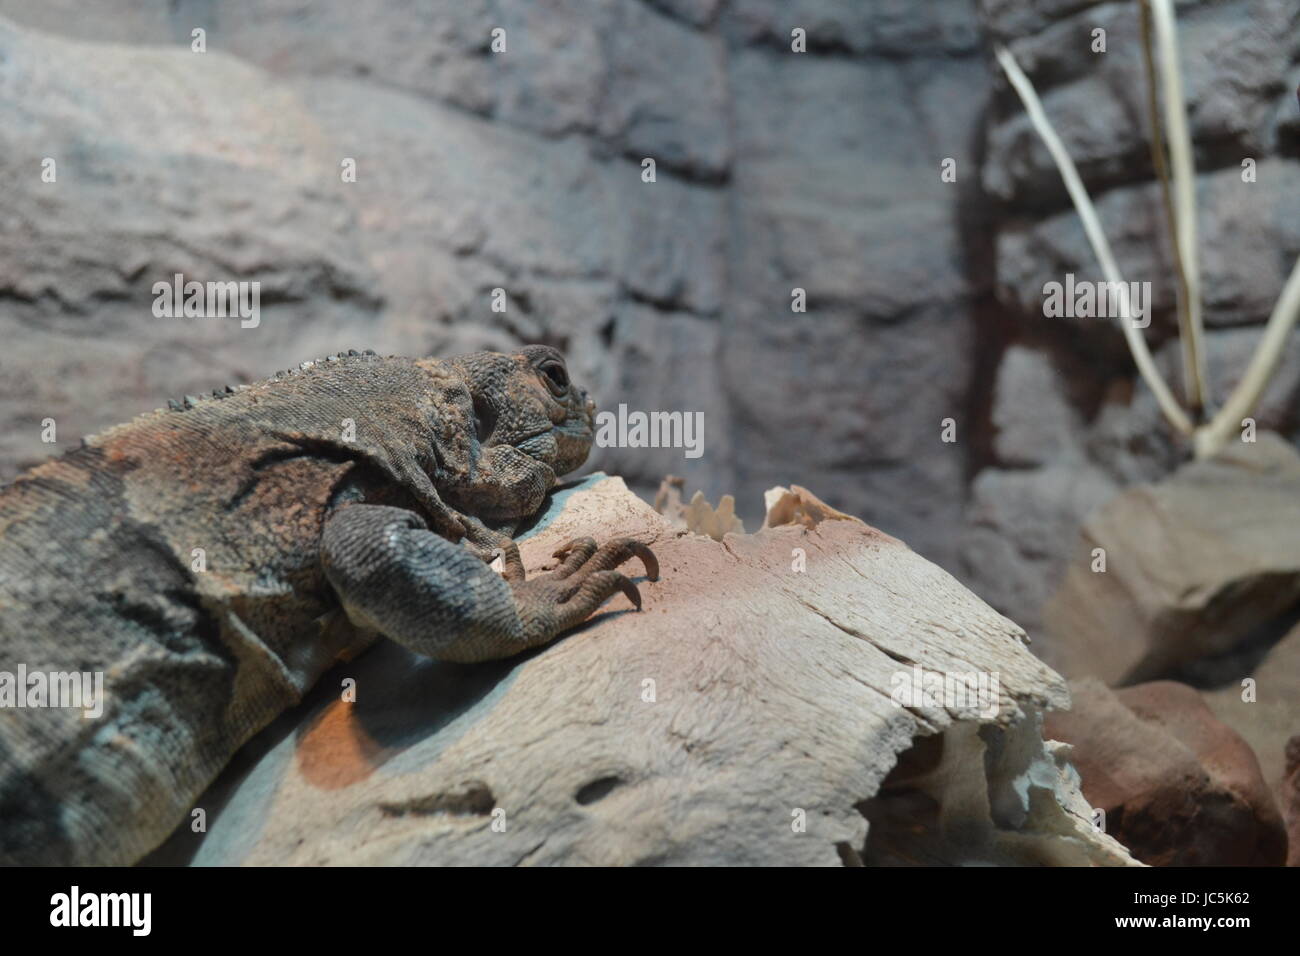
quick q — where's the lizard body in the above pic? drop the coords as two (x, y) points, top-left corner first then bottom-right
(0, 346), (656, 865)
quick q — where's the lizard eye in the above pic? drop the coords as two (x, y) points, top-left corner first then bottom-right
(539, 359), (569, 395)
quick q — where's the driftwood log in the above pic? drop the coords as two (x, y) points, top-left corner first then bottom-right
(148, 475), (1136, 866)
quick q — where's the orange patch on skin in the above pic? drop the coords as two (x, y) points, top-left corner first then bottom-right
(296, 698), (392, 790)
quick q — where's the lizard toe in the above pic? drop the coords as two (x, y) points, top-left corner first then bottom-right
(556, 570), (642, 628)
(549, 537), (599, 577)
(550, 537), (659, 583)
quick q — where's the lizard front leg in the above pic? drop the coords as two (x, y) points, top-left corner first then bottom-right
(319, 505), (657, 663)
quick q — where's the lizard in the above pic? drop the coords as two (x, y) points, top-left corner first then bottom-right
(0, 344), (657, 866)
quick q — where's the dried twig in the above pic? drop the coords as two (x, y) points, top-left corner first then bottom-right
(1147, 0), (1300, 459)
(1139, 0), (1205, 417)
(993, 43), (1193, 436)
(996, 8), (1300, 461)
(1194, 258), (1300, 458)
(1148, 0), (1209, 419)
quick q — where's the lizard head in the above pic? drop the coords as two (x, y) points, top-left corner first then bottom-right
(454, 345), (596, 478)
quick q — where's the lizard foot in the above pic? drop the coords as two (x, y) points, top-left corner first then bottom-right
(511, 537), (659, 637)
(320, 505), (659, 661)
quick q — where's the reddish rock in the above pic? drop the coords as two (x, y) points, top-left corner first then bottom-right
(1204, 619), (1300, 814)
(1285, 736), (1300, 867)
(1046, 679), (1287, 866)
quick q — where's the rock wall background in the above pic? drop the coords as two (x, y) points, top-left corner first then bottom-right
(0, 0), (1297, 642)
(971, 0), (1300, 638)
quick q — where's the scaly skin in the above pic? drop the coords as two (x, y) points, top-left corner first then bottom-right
(0, 345), (656, 865)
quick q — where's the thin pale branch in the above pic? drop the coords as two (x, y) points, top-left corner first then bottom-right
(1139, 0), (1204, 416)
(1150, 0), (1209, 420)
(1194, 257), (1300, 458)
(993, 43), (1194, 436)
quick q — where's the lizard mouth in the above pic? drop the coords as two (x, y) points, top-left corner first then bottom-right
(511, 417), (592, 473)
(513, 430), (555, 459)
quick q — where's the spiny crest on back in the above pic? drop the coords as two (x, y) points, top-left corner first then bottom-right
(167, 348), (384, 413)
(80, 349), (385, 447)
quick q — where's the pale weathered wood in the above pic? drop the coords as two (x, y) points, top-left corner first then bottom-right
(151, 475), (1136, 866)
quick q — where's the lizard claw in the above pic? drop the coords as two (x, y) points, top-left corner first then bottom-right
(610, 572), (643, 611)
(548, 536), (658, 582)
(553, 537), (598, 561)
(625, 541), (659, 582)
(560, 570), (642, 613)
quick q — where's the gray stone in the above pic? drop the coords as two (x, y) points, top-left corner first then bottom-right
(1203, 621), (1300, 813)
(722, 306), (975, 568)
(991, 346), (1085, 467)
(0, 0), (731, 179)
(644, 0), (725, 28)
(596, 1), (731, 178)
(960, 463), (1117, 637)
(984, 0), (1299, 208)
(719, 42), (991, 566)
(996, 162), (1300, 334)
(614, 170), (727, 315)
(977, 0), (1106, 41)
(0, 20), (382, 477)
(1085, 382), (1184, 486)
(727, 0), (981, 55)
(0, 3), (997, 590)
(585, 305), (732, 500)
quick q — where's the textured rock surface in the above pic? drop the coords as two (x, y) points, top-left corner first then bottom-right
(1203, 620), (1300, 810)
(961, 0), (1300, 646)
(145, 475), (1135, 866)
(995, 163), (1300, 334)
(1285, 735), (1300, 866)
(1045, 678), (1287, 866)
(0, 2), (992, 575)
(960, 462), (1116, 639)
(989, 346), (1086, 468)
(1043, 434), (1300, 684)
(982, 0), (1297, 213)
